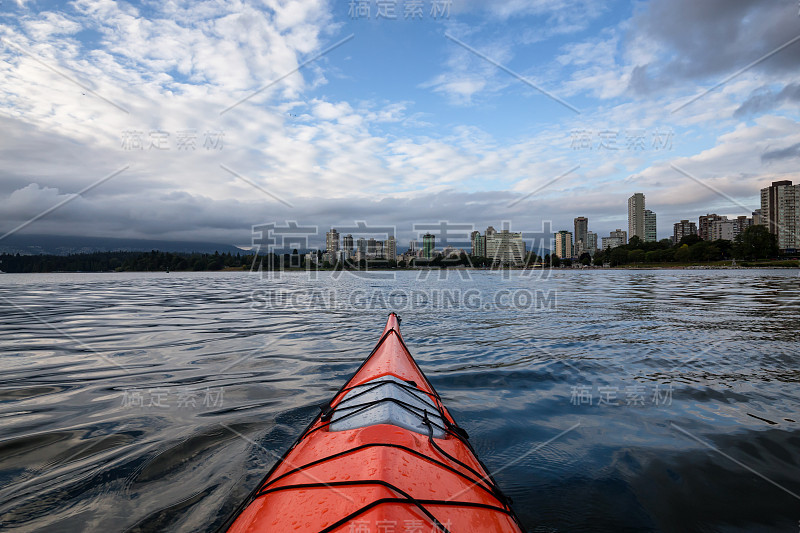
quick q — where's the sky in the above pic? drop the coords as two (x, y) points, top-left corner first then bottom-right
(0, 0), (799, 250)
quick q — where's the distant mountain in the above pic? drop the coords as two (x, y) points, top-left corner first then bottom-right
(0, 234), (245, 256)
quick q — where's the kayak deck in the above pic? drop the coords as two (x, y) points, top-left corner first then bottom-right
(225, 313), (523, 532)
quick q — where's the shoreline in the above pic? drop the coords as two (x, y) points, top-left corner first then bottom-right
(2, 264), (797, 274)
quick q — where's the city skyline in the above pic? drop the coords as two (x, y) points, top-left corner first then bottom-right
(296, 178), (789, 257)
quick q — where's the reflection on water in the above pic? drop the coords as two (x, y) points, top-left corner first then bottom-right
(0, 270), (799, 532)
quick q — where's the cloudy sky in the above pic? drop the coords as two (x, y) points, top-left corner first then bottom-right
(1, 0), (799, 249)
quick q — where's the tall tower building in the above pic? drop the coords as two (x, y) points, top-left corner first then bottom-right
(698, 214), (724, 241)
(486, 230), (526, 265)
(761, 180), (800, 252)
(586, 232), (598, 255)
(644, 209), (657, 242)
(574, 217), (588, 255)
(628, 193), (646, 241)
(385, 236), (397, 261)
(554, 231), (573, 259)
(326, 229), (340, 254)
(422, 233), (435, 259)
(470, 230), (486, 257)
(342, 234), (354, 253)
(673, 220), (697, 244)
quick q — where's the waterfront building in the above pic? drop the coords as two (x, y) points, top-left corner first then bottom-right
(761, 180), (800, 253)
(673, 220), (697, 244)
(367, 238), (378, 257)
(628, 193), (646, 241)
(422, 233), (435, 259)
(572, 217), (589, 257)
(554, 230), (573, 259)
(644, 209), (657, 242)
(386, 236), (397, 261)
(326, 229), (340, 255)
(342, 234), (354, 254)
(586, 232), (598, 256)
(408, 240), (418, 253)
(470, 230), (486, 257)
(357, 237), (367, 256)
(574, 217), (588, 255)
(735, 216), (753, 235)
(602, 229), (627, 250)
(698, 214), (724, 241)
(487, 229), (526, 265)
(709, 219), (737, 242)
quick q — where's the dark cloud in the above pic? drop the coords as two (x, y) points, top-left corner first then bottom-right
(628, 0), (800, 95)
(761, 142), (800, 162)
(734, 83), (800, 117)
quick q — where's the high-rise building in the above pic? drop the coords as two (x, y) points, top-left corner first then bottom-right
(408, 240), (417, 253)
(586, 232), (598, 255)
(470, 230), (486, 257)
(673, 220), (697, 244)
(326, 229), (340, 255)
(385, 236), (396, 261)
(486, 230), (526, 265)
(375, 240), (384, 259)
(735, 215), (753, 235)
(644, 209), (657, 242)
(342, 234), (354, 253)
(628, 193), (646, 241)
(367, 238), (378, 257)
(709, 219), (738, 242)
(602, 229), (627, 250)
(356, 238), (367, 256)
(761, 180), (800, 253)
(574, 217), (588, 256)
(554, 230), (573, 259)
(698, 214), (724, 241)
(422, 233), (435, 259)
(752, 209), (763, 226)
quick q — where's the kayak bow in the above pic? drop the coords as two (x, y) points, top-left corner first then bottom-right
(224, 313), (523, 532)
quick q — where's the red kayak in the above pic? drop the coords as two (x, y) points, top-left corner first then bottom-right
(224, 313), (524, 532)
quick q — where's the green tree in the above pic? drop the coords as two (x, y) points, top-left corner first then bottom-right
(679, 234), (702, 246)
(733, 225), (779, 259)
(628, 235), (643, 249)
(674, 244), (690, 262)
(609, 247), (628, 266)
(628, 249), (646, 263)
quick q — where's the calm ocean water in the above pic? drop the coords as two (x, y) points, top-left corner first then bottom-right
(1, 269), (798, 532)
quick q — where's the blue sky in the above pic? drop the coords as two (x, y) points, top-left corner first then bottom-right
(0, 0), (798, 249)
